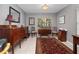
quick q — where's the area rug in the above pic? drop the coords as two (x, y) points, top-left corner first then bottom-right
(36, 37), (73, 54)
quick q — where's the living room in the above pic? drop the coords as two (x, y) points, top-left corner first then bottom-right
(0, 4), (79, 54)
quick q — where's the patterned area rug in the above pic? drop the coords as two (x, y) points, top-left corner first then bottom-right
(36, 38), (73, 54)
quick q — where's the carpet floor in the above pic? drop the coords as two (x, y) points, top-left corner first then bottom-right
(36, 37), (73, 54)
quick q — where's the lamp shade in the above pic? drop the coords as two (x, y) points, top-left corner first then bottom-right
(7, 15), (13, 21)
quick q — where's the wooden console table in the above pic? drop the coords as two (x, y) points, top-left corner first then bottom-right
(72, 35), (79, 54)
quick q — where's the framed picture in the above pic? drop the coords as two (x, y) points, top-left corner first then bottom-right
(29, 17), (35, 25)
(38, 17), (51, 28)
(6, 6), (20, 23)
(59, 16), (65, 24)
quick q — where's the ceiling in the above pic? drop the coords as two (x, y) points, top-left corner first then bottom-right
(18, 4), (68, 13)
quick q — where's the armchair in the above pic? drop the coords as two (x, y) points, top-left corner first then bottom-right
(0, 43), (10, 54)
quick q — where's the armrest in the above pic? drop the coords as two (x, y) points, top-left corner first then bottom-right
(0, 43), (10, 54)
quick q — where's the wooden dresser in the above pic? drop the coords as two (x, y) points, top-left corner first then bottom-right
(0, 25), (29, 54)
(38, 28), (51, 36)
(58, 30), (67, 42)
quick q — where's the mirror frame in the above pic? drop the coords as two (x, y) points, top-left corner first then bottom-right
(7, 6), (20, 23)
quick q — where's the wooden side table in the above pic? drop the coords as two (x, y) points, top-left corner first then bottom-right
(58, 30), (67, 42)
(72, 35), (79, 54)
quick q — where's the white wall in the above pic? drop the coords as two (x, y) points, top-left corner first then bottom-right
(1, 4), (77, 43)
(77, 8), (79, 35)
(0, 4), (26, 27)
(25, 13), (57, 32)
(56, 5), (77, 43)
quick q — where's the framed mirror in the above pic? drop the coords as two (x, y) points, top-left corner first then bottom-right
(7, 6), (20, 23)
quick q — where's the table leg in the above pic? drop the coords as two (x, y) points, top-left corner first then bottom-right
(73, 43), (77, 54)
(19, 39), (21, 48)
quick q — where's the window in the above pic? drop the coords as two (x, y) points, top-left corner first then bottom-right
(59, 16), (65, 24)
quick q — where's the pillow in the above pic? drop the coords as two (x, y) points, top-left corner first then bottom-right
(0, 39), (6, 51)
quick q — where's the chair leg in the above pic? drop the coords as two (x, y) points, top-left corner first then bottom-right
(19, 40), (21, 48)
(11, 45), (14, 54)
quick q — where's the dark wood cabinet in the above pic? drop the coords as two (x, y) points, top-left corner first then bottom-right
(58, 30), (67, 42)
(0, 25), (29, 54)
(7, 27), (29, 54)
(38, 28), (51, 36)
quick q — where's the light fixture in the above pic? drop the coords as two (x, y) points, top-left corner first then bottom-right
(42, 4), (48, 11)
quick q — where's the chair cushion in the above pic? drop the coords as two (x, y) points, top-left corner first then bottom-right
(0, 39), (6, 48)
